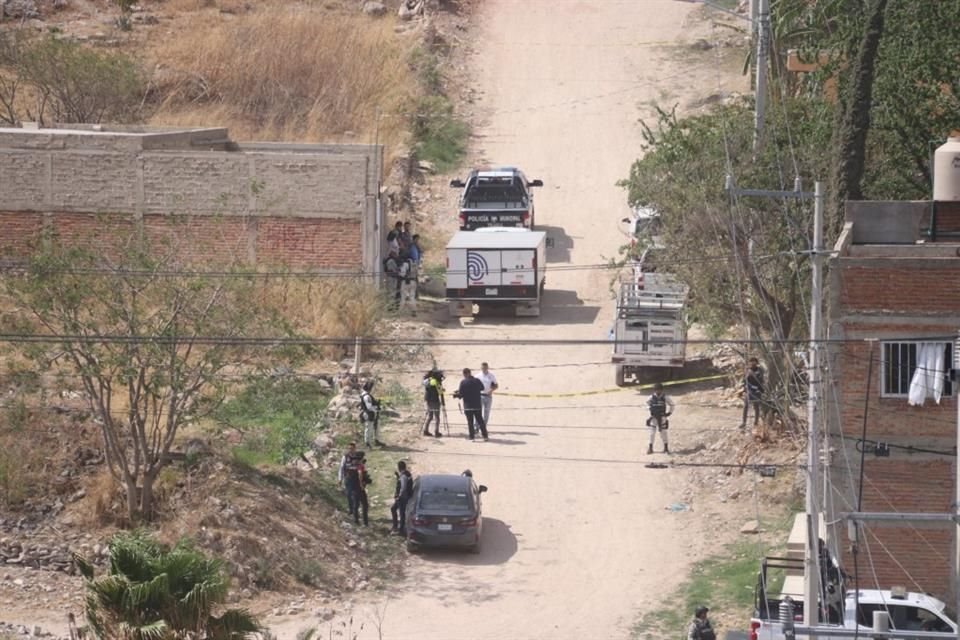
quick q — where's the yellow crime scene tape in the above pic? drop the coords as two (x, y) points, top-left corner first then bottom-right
(496, 373), (729, 399)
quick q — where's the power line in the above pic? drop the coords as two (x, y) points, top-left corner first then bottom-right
(0, 334), (956, 346)
(0, 252), (779, 280)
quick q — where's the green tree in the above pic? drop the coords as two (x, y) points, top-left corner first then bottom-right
(1, 227), (301, 522)
(621, 99), (833, 411)
(770, 0), (960, 227)
(829, 0), (887, 233)
(77, 530), (261, 640)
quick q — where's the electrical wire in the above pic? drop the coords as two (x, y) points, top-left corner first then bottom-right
(2, 333), (957, 346)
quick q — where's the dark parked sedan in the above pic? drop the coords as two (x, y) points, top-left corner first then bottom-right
(405, 473), (487, 553)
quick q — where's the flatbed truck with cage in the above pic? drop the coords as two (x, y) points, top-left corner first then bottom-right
(611, 271), (688, 387)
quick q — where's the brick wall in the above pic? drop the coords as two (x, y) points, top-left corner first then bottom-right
(0, 212), (365, 271)
(0, 212), (45, 257)
(840, 524), (953, 598)
(842, 457), (953, 597)
(832, 328), (957, 439)
(256, 218), (361, 269)
(0, 127), (382, 273)
(828, 237), (960, 601)
(840, 263), (960, 313)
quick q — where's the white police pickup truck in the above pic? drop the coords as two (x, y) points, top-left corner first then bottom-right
(449, 167), (543, 230)
(751, 557), (956, 639)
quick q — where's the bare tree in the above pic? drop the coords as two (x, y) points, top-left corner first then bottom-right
(1, 228), (300, 522)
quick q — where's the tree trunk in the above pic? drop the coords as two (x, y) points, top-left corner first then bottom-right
(140, 470), (156, 522)
(124, 478), (138, 525)
(829, 0), (888, 235)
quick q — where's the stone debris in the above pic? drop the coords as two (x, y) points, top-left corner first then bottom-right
(0, 621), (66, 640)
(361, 1), (386, 16)
(739, 519), (763, 535)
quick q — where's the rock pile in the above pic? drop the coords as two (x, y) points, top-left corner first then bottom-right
(0, 540), (74, 574)
(0, 622), (64, 639)
(1, 0), (39, 18)
(326, 387), (361, 422)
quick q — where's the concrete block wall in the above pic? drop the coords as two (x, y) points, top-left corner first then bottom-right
(0, 127), (382, 272)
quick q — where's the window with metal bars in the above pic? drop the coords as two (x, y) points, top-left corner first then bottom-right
(880, 341), (953, 398)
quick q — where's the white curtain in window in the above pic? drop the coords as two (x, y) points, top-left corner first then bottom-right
(908, 343), (945, 406)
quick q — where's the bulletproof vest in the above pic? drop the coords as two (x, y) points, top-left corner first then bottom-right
(424, 378), (441, 402)
(649, 394), (667, 417)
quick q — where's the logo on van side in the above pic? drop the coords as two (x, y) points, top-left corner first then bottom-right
(467, 252), (489, 282)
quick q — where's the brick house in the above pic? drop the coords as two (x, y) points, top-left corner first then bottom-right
(0, 125), (383, 272)
(826, 200), (960, 601)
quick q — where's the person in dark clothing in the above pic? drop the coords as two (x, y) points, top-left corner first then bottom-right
(686, 606), (716, 640)
(740, 357), (765, 429)
(339, 445), (365, 523)
(422, 369), (445, 437)
(390, 460), (413, 535)
(355, 455), (370, 526)
(454, 367), (488, 441)
(400, 222), (413, 252)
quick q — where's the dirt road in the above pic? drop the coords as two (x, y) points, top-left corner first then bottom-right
(274, 2), (747, 638)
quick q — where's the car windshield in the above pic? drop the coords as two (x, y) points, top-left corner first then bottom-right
(464, 179), (527, 206)
(419, 490), (473, 512)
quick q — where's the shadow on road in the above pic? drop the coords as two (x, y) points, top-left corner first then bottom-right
(539, 224), (575, 263)
(418, 518), (518, 569)
(463, 288), (600, 326)
(669, 443), (706, 456)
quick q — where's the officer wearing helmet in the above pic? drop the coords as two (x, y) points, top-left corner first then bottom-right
(687, 605), (715, 640)
(359, 380), (382, 448)
(646, 382), (675, 454)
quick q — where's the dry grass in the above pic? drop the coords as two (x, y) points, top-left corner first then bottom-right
(148, 7), (415, 151)
(258, 277), (385, 359)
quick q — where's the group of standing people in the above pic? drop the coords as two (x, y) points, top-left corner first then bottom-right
(338, 443), (414, 536)
(385, 221), (423, 314)
(645, 356), (766, 455)
(423, 363), (498, 441)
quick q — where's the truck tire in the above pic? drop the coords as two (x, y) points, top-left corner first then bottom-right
(615, 365), (625, 387)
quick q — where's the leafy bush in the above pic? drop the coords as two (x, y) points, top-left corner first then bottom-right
(0, 33), (144, 124)
(78, 530), (261, 640)
(409, 94), (469, 171)
(215, 377), (331, 465)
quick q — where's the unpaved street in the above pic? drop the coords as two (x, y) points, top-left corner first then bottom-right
(276, 1), (746, 638)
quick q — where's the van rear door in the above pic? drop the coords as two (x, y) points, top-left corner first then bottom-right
(500, 249), (535, 286)
(466, 250), (502, 287)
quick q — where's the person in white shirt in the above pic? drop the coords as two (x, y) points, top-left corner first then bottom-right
(477, 362), (498, 429)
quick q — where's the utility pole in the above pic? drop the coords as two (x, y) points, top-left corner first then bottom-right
(753, 0), (770, 153)
(955, 330), (959, 632)
(725, 178), (825, 639)
(803, 181), (825, 638)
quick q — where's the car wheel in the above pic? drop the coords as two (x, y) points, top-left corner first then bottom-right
(468, 540), (481, 554)
(615, 364), (625, 387)
(406, 540), (419, 554)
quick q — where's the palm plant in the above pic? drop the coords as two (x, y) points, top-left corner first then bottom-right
(76, 531), (262, 640)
